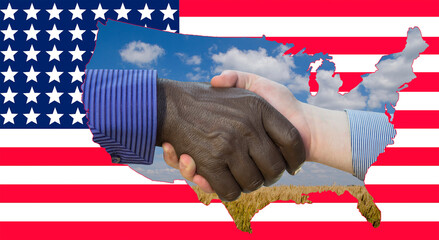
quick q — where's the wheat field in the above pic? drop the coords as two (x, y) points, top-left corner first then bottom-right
(192, 185), (380, 233)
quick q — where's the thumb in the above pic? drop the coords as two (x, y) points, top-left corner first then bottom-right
(211, 70), (258, 90)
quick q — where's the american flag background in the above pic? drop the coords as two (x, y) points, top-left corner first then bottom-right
(0, 0), (438, 239)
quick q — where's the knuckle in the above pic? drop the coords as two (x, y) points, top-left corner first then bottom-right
(264, 160), (285, 185)
(219, 190), (241, 202)
(242, 178), (264, 193)
(209, 133), (234, 159)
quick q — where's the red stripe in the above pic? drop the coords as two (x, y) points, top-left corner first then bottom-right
(374, 148), (439, 166)
(0, 222), (438, 240)
(268, 37), (439, 55)
(392, 111), (439, 128)
(309, 72), (439, 93)
(1, 184), (436, 203)
(0, 185), (370, 203)
(400, 73), (439, 92)
(0, 148), (113, 166)
(180, 0), (439, 17)
(0, 185), (199, 203)
(366, 185), (439, 203)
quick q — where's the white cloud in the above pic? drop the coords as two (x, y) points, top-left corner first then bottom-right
(175, 53), (202, 65)
(119, 41), (165, 67)
(208, 44), (218, 54)
(307, 70), (367, 110)
(362, 27), (428, 109)
(212, 47), (294, 82)
(211, 46), (310, 93)
(186, 72), (207, 81)
(187, 55), (201, 65)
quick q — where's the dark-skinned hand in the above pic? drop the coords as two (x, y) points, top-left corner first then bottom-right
(155, 78), (305, 201)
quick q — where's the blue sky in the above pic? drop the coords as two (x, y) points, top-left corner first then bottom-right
(87, 20), (426, 186)
(88, 20), (333, 103)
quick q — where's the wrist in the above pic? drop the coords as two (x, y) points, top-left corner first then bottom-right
(300, 102), (353, 174)
(155, 78), (172, 146)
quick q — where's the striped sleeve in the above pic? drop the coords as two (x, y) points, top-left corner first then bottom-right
(345, 109), (396, 181)
(83, 69), (158, 165)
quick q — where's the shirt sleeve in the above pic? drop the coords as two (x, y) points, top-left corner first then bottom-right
(345, 109), (396, 181)
(83, 69), (158, 165)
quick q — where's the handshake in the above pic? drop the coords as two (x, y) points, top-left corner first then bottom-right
(84, 69), (353, 201)
(156, 76), (306, 201)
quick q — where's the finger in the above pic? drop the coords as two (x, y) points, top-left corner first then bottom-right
(162, 142), (179, 169)
(197, 164), (242, 202)
(261, 104), (306, 175)
(179, 154), (196, 182)
(248, 136), (286, 186)
(227, 153), (265, 193)
(193, 174), (215, 193)
(178, 155), (215, 193)
(212, 71), (292, 114)
(211, 70), (255, 89)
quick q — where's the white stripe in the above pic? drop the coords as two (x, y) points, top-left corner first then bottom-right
(412, 55), (439, 72)
(180, 17), (439, 37)
(0, 202), (437, 222)
(252, 203), (439, 222)
(395, 92), (439, 110)
(0, 129), (99, 147)
(390, 129), (439, 148)
(329, 54), (438, 72)
(0, 128), (436, 148)
(365, 166), (439, 184)
(0, 165), (437, 185)
(0, 166), (186, 185)
(0, 203), (233, 222)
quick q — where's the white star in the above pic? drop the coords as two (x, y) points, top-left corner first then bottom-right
(47, 3), (63, 20)
(1, 108), (17, 124)
(69, 45), (85, 62)
(24, 66), (40, 82)
(47, 45), (62, 61)
(24, 45), (40, 61)
(69, 3), (85, 20)
(139, 3), (154, 20)
(24, 87), (40, 103)
(69, 66), (84, 83)
(1, 4), (17, 20)
(115, 3), (131, 20)
(160, 4), (177, 21)
(46, 24), (63, 41)
(46, 66), (63, 83)
(46, 86), (63, 104)
(1, 66), (17, 82)
(1, 87), (17, 103)
(1, 45), (17, 61)
(91, 29), (98, 41)
(70, 108), (85, 124)
(69, 24), (85, 41)
(69, 87), (82, 104)
(2, 24), (17, 41)
(24, 108), (40, 124)
(92, 3), (107, 20)
(24, 24), (40, 41)
(165, 24), (177, 33)
(23, 3), (40, 20)
(47, 108), (63, 124)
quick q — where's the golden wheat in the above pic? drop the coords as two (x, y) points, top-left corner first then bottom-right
(192, 185), (380, 233)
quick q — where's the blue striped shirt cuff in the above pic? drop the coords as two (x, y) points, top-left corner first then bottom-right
(345, 109), (396, 181)
(83, 69), (157, 165)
